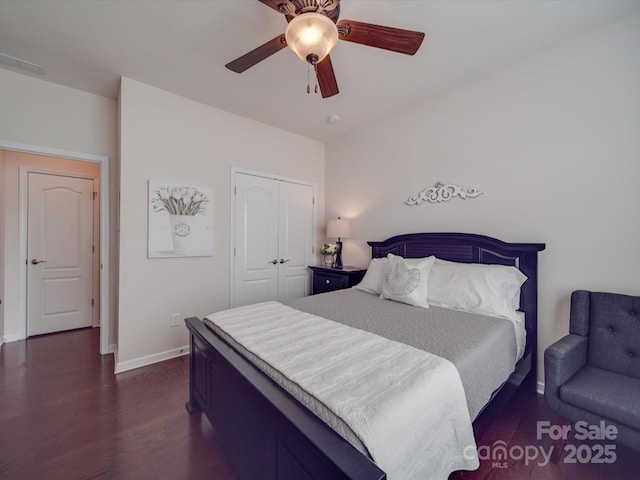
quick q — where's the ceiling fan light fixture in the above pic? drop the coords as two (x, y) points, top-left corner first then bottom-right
(285, 13), (338, 65)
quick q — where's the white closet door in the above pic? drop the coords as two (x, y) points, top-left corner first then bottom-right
(233, 172), (314, 307)
(233, 174), (279, 307)
(277, 181), (313, 300)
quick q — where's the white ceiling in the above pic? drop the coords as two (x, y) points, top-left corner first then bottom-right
(1, 0), (639, 142)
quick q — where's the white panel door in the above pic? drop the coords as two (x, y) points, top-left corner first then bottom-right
(234, 174), (279, 307)
(27, 173), (94, 336)
(233, 172), (314, 307)
(278, 181), (313, 300)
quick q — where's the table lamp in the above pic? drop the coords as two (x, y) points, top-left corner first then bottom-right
(326, 217), (351, 269)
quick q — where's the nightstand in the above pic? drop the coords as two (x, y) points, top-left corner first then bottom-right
(308, 266), (366, 295)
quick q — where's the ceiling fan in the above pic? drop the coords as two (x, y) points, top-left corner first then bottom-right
(225, 0), (425, 98)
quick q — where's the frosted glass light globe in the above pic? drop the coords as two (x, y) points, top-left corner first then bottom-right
(285, 13), (338, 65)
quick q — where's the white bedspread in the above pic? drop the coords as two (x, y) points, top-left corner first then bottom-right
(206, 301), (479, 480)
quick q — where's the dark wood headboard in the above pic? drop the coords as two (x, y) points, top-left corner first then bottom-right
(368, 232), (546, 369)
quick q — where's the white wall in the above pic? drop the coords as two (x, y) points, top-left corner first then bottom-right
(325, 12), (640, 386)
(0, 150), (4, 346)
(0, 68), (118, 346)
(117, 78), (325, 371)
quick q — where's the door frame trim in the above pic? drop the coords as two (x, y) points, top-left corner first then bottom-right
(0, 140), (111, 355)
(230, 167), (317, 308)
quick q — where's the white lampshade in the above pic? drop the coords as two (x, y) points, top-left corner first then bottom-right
(327, 218), (351, 239)
(285, 13), (338, 65)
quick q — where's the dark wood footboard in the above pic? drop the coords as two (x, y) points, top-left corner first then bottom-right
(185, 316), (386, 480)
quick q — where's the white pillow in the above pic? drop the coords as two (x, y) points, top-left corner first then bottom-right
(353, 257), (388, 294)
(380, 254), (435, 308)
(428, 258), (527, 320)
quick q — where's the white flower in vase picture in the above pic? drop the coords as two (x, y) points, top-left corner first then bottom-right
(148, 181), (214, 258)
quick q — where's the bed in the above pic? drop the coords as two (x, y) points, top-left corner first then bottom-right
(185, 232), (545, 480)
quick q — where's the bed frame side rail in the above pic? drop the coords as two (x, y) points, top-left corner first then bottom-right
(185, 316), (386, 480)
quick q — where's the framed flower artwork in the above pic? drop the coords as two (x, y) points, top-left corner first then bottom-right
(148, 181), (214, 258)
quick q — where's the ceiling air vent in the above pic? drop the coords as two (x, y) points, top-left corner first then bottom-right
(0, 53), (44, 75)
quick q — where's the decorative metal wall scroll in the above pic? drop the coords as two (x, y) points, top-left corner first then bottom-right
(405, 182), (483, 206)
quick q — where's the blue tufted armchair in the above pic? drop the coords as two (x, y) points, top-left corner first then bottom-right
(544, 290), (640, 451)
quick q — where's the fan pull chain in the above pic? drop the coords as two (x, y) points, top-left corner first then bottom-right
(307, 64), (319, 95)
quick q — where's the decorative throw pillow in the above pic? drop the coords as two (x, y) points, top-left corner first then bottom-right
(353, 257), (388, 294)
(380, 254), (435, 308)
(428, 258), (527, 320)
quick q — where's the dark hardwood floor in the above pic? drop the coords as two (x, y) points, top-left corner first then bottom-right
(1, 328), (638, 479)
(0, 328), (239, 480)
(452, 389), (640, 480)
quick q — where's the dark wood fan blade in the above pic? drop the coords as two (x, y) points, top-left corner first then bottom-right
(314, 55), (339, 98)
(258, 0), (285, 14)
(337, 19), (425, 55)
(225, 34), (287, 73)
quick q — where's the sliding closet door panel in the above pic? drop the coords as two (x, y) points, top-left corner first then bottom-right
(233, 174), (279, 307)
(278, 181), (313, 301)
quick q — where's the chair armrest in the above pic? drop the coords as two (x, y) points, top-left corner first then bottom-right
(544, 334), (588, 388)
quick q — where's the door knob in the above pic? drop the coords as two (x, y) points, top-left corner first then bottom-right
(270, 259), (278, 264)
(279, 259), (290, 264)
(31, 259), (46, 265)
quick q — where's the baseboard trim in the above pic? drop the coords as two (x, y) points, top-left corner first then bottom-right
(112, 344), (118, 373)
(1, 333), (23, 343)
(114, 345), (189, 374)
